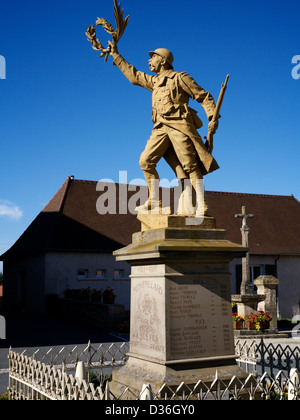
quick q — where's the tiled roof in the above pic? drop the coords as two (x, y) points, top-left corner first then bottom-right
(206, 190), (300, 255)
(1, 177), (299, 259)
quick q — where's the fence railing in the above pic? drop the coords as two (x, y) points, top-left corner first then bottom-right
(235, 339), (300, 377)
(6, 341), (129, 387)
(7, 339), (300, 400)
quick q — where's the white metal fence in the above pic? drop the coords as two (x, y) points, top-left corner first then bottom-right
(7, 340), (300, 400)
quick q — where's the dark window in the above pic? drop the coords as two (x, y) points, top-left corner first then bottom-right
(96, 269), (106, 279)
(77, 269), (88, 279)
(265, 264), (277, 276)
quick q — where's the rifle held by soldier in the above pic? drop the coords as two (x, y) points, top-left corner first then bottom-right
(205, 74), (229, 153)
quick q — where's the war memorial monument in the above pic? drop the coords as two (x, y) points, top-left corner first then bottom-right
(87, 1), (248, 396)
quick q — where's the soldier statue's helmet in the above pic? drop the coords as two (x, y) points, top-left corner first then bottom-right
(149, 48), (174, 69)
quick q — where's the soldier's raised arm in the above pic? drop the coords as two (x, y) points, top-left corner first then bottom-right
(108, 41), (154, 92)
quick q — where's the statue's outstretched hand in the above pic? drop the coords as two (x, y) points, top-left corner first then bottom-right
(108, 41), (119, 58)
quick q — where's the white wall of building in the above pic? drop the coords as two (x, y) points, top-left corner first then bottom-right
(4, 251), (300, 318)
(44, 252), (131, 310)
(277, 256), (300, 319)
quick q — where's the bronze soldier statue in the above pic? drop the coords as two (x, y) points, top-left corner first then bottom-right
(86, 2), (228, 217)
(109, 42), (219, 216)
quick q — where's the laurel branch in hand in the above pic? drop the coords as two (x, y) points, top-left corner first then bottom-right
(86, 0), (130, 62)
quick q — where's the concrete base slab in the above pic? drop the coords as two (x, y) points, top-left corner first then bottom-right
(110, 355), (248, 399)
(234, 329), (289, 339)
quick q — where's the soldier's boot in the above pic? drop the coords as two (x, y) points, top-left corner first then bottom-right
(177, 179), (196, 216)
(135, 171), (162, 214)
(189, 170), (210, 217)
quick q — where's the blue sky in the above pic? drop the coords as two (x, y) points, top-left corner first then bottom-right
(0, 0), (299, 270)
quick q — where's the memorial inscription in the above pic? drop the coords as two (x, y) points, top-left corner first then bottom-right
(130, 275), (166, 360)
(130, 265), (235, 364)
(167, 278), (234, 360)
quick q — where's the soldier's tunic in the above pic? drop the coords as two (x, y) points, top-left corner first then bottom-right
(113, 54), (219, 177)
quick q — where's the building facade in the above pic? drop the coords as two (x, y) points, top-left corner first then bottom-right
(1, 177), (299, 318)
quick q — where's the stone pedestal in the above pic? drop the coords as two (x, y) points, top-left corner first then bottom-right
(231, 294), (266, 318)
(254, 275), (279, 330)
(111, 215), (248, 397)
(138, 213), (217, 231)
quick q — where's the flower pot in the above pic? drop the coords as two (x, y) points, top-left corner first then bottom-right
(233, 320), (244, 330)
(260, 321), (270, 330)
(245, 321), (257, 330)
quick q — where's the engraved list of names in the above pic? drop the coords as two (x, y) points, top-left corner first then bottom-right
(167, 278), (234, 360)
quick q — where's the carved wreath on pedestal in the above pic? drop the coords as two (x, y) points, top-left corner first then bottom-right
(86, 0), (130, 61)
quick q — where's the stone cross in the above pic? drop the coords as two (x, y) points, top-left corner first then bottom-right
(235, 206), (254, 295)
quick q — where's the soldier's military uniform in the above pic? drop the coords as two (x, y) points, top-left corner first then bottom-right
(113, 53), (219, 180)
